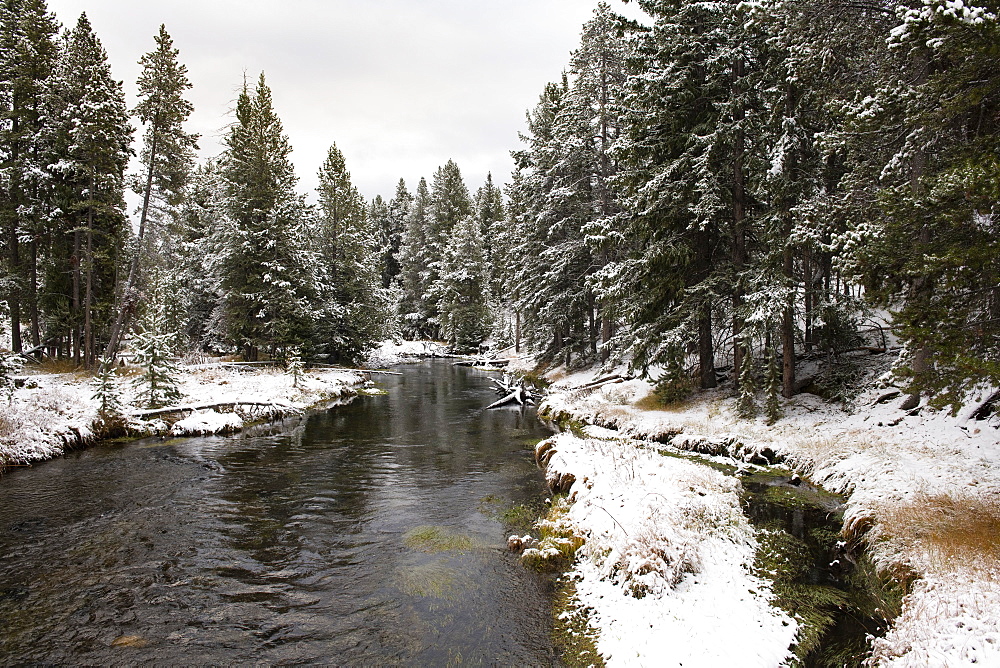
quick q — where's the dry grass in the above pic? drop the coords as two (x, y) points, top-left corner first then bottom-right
(633, 390), (700, 413)
(875, 491), (1000, 575)
(34, 358), (83, 374)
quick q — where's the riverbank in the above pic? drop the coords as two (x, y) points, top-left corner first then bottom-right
(527, 364), (1000, 666)
(0, 364), (366, 470)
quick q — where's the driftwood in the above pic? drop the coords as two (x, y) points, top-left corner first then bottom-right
(485, 372), (539, 409)
(486, 388), (525, 410)
(576, 374), (628, 392)
(130, 400), (299, 420)
(451, 358), (511, 367)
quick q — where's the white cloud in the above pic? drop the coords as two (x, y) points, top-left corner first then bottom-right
(44, 0), (648, 202)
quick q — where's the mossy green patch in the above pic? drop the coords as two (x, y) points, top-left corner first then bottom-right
(552, 578), (605, 667)
(395, 560), (473, 600)
(403, 525), (479, 553)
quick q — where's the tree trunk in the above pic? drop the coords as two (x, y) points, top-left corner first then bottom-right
(28, 236), (40, 348)
(104, 124), (159, 366)
(731, 56), (748, 382)
(588, 291), (597, 355)
(72, 226), (81, 366)
(699, 304), (716, 389)
(515, 309), (521, 354)
(84, 198), (95, 369)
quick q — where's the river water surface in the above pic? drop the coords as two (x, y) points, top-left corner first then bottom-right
(0, 361), (557, 664)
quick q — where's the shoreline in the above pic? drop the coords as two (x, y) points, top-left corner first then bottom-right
(521, 365), (1000, 666)
(0, 364), (368, 473)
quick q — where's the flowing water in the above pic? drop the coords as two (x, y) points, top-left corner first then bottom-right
(0, 361), (557, 665)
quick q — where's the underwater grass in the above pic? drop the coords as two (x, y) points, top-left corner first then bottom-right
(403, 525), (479, 553)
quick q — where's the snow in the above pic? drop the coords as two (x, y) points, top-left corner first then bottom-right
(170, 409), (244, 435)
(535, 364), (1000, 666)
(1, 364), (364, 468)
(537, 431), (797, 666)
(364, 339), (447, 366)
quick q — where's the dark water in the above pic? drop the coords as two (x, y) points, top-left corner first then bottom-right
(0, 361), (557, 665)
(742, 474), (896, 667)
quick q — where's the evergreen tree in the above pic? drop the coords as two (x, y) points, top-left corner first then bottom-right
(312, 142), (385, 360)
(39, 13), (132, 367)
(434, 214), (490, 351)
(473, 172), (505, 297)
(131, 309), (182, 409)
(380, 178), (411, 289)
(396, 176), (434, 338)
(849, 0), (1000, 407)
(104, 24), (197, 366)
(216, 73), (312, 360)
(0, 0), (59, 353)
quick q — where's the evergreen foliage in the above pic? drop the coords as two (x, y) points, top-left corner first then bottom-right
(216, 73), (313, 361)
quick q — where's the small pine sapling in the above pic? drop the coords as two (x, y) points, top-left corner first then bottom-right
(765, 345), (783, 425)
(654, 342), (693, 405)
(736, 337), (758, 418)
(92, 359), (126, 431)
(132, 326), (183, 409)
(286, 346), (304, 388)
(1, 353), (23, 404)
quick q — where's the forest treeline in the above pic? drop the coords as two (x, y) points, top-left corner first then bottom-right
(496, 0), (1000, 416)
(2, 0), (999, 416)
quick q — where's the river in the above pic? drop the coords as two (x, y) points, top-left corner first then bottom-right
(0, 361), (557, 664)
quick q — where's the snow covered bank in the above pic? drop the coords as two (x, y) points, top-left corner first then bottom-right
(364, 339), (447, 367)
(535, 367), (1000, 666)
(0, 365), (364, 469)
(530, 430), (798, 666)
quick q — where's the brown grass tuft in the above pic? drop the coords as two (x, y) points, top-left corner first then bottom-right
(633, 390), (697, 413)
(876, 491), (1000, 574)
(34, 358), (82, 374)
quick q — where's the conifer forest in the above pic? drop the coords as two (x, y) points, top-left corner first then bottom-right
(2, 0), (999, 414)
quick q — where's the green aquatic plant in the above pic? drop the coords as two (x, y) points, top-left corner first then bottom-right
(403, 525), (478, 553)
(395, 560), (474, 600)
(552, 578), (605, 667)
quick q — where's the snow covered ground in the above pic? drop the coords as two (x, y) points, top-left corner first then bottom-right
(0, 364), (364, 469)
(530, 365), (1000, 666)
(533, 429), (798, 666)
(364, 339), (447, 366)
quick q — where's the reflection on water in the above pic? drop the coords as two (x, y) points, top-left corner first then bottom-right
(0, 361), (556, 664)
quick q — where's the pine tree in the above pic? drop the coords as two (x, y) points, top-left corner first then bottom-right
(131, 318), (182, 409)
(217, 73), (313, 360)
(434, 214), (490, 351)
(103, 24), (197, 366)
(39, 13), (133, 367)
(473, 172), (505, 297)
(396, 176), (434, 338)
(312, 142), (385, 360)
(849, 0), (1000, 408)
(0, 0), (59, 354)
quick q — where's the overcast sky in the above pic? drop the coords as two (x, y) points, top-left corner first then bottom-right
(43, 0), (648, 204)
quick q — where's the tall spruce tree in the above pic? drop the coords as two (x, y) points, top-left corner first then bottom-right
(217, 72), (312, 360)
(313, 142), (384, 360)
(103, 24), (197, 366)
(850, 0), (1000, 408)
(396, 176), (433, 338)
(380, 178), (411, 289)
(39, 13), (132, 367)
(0, 0), (59, 354)
(434, 214), (489, 351)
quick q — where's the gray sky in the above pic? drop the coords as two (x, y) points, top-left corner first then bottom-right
(43, 0), (647, 203)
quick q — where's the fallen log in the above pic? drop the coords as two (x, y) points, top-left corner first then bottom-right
(130, 400), (300, 420)
(451, 358), (511, 367)
(486, 388), (524, 409)
(576, 374), (627, 391)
